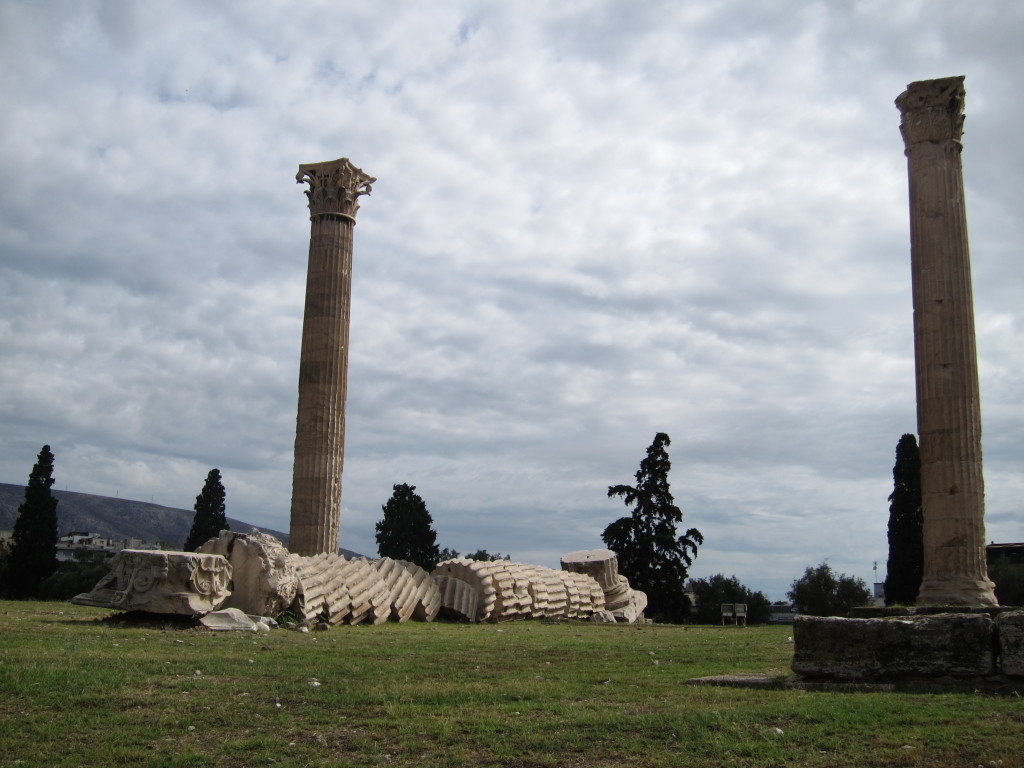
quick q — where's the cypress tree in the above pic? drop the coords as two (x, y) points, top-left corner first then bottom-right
(6, 445), (60, 598)
(375, 483), (441, 571)
(602, 433), (703, 623)
(183, 469), (228, 551)
(883, 433), (923, 605)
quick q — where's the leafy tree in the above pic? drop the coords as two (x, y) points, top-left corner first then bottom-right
(38, 559), (111, 601)
(183, 469), (228, 551)
(788, 562), (871, 617)
(688, 574), (772, 625)
(884, 433), (923, 605)
(437, 547), (460, 563)
(375, 483), (441, 571)
(602, 432), (703, 623)
(465, 549), (510, 562)
(5, 445), (60, 598)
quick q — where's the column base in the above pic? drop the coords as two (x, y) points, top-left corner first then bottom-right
(917, 577), (998, 607)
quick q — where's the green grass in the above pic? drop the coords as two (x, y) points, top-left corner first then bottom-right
(1, 602), (1022, 767)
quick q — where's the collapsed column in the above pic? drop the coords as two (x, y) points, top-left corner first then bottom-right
(895, 77), (997, 606)
(289, 158), (375, 556)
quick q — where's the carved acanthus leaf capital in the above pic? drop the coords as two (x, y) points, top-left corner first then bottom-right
(296, 158), (376, 220)
(896, 76), (966, 149)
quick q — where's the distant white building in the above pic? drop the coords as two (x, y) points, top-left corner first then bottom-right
(56, 532), (161, 562)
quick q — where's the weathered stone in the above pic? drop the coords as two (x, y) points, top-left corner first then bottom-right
(792, 613), (995, 680)
(198, 530), (299, 617)
(289, 158), (375, 556)
(430, 558), (606, 623)
(434, 573), (481, 622)
(287, 553), (392, 625)
(339, 558), (392, 625)
(603, 575), (634, 611)
(590, 610), (617, 624)
(896, 77), (997, 606)
(611, 590), (648, 625)
(559, 570), (606, 617)
(538, 567), (569, 617)
(72, 549), (231, 616)
(432, 559), (498, 622)
(288, 552), (349, 624)
(560, 548), (645, 621)
(996, 610), (1024, 677)
(561, 549), (619, 590)
(371, 558), (442, 622)
(201, 607), (257, 632)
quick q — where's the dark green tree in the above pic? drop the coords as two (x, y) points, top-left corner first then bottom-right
(602, 432), (703, 623)
(437, 547), (460, 562)
(375, 483), (441, 571)
(5, 445), (60, 598)
(788, 562), (871, 617)
(465, 549), (510, 562)
(989, 557), (1024, 606)
(688, 574), (772, 625)
(183, 469), (228, 551)
(883, 433), (923, 606)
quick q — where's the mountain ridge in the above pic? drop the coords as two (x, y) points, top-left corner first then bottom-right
(0, 482), (290, 550)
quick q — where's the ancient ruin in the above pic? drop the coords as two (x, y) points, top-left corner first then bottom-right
(896, 76), (997, 606)
(789, 76), (1012, 688)
(71, 549), (232, 615)
(73, 531), (650, 625)
(289, 158), (375, 557)
(560, 549), (648, 623)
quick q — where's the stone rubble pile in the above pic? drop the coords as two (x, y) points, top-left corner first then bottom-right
(72, 531), (649, 625)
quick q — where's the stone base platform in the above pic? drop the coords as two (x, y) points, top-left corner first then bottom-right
(688, 673), (1023, 695)
(792, 610), (1024, 683)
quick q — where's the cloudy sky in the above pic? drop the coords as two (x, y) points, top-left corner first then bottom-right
(2, 1), (1021, 600)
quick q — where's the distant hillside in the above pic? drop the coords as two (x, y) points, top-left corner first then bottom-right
(0, 482), (289, 550)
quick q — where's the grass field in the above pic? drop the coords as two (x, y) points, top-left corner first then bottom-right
(0, 601), (1021, 767)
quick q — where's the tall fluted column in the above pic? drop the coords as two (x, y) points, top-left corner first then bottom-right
(289, 158), (375, 556)
(896, 77), (997, 606)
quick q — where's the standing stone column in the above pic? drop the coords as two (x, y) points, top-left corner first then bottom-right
(896, 77), (997, 606)
(289, 158), (375, 556)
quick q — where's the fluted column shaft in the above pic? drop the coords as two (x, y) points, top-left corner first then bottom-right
(896, 77), (996, 606)
(289, 158), (375, 556)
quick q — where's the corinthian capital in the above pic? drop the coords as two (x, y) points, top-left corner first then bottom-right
(296, 158), (376, 220)
(896, 76), (966, 149)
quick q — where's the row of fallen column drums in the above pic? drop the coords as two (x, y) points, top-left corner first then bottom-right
(292, 554), (610, 625)
(198, 530), (643, 625)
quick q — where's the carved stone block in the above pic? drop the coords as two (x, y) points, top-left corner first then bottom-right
(72, 549), (231, 616)
(792, 613), (995, 680)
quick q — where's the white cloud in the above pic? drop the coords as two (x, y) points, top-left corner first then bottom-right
(1, 0), (1021, 600)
